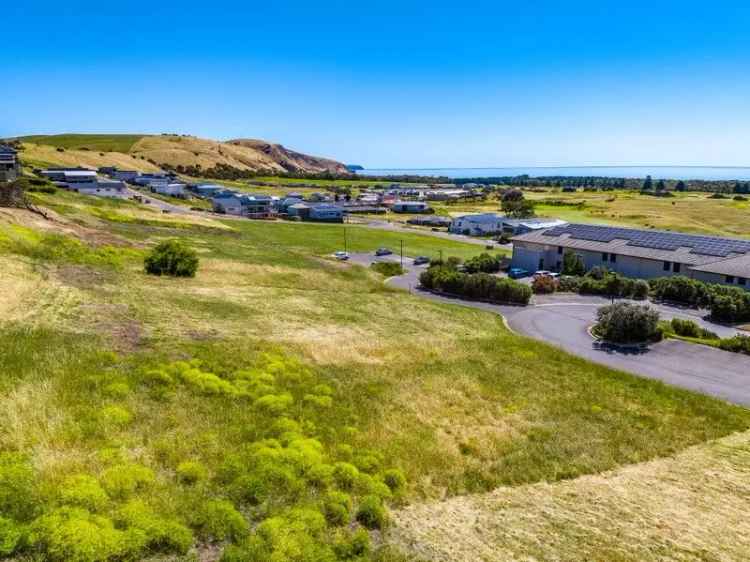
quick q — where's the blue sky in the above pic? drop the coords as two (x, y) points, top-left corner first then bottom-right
(3, 1), (750, 167)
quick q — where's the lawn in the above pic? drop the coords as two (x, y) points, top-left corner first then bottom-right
(16, 134), (146, 153)
(1, 189), (749, 560)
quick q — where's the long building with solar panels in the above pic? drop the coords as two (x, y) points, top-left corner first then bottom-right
(511, 223), (750, 289)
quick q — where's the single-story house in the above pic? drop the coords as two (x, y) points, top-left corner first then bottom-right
(511, 223), (750, 289)
(152, 183), (187, 197)
(309, 203), (345, 222)
(61, 170), (99, 189)
(74, 180), (127, 197)
(241, 195), (274, 218)
(133, 173), (172, 187)
(212, 194), (243, 215)
(39, 168), (93, 182)
(111, 170), (140, 182)
(500, 218), (568, 235)
(406, 215), (453, 228)
(0, 145), (20, 182)
(191, 184), (226, 198)
(277, 196), (304, 213)
(392, 201), (433, 214)
(449, 213), (505, 235)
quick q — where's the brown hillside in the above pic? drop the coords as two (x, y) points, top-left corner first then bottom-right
(227, 139), (349, 174)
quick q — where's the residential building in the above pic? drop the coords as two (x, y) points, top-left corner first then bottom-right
(152, 183), (187, 197)
(191, 184), (226, 198)
(0, 145), (20, 182)
(277, 196), (304, 213)
(111, 170), (140, 182)
(511, 223), (750, 289)
(500, 218), (568, 235)
(74, 180), (127, 197)
(61, 170), (98, 189)
(406, 215), (452, 228)
(309, 203), (345, 222)
(39, 168), (93, 182)
(449, 213), (505, 235)
(134, 173), (172, 186)
(392, 201), (433, 213)
(212, 193), (243, 215)
(211, 193), (274, 218)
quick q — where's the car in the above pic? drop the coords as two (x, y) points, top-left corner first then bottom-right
(334, 251), (349, 261)
(375, 247), (392, 256)
(509, 267), (530, 279)
(413, 256), (430, 266)
(534, 270), (559, 279)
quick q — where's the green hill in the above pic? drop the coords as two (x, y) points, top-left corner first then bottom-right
(16, 134), (146, 153)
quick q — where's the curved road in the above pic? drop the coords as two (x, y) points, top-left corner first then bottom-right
(352, 254), (750, 406)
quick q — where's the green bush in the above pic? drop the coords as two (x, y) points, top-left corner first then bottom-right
(561, 250), (585, 276)
(557, 275), (581, 292)
(370, 262), (403, 277)
(649, 276), (712, 307)
(100, 463), (155, 499)
(176, 461), (208, 485)
(669, 318), (718, 340)
(355, 495), (388, 530)
(144, 240), (199, 277)
(194, 499), (248, 542)
(595, 302), (661, 344)
(463, 252), (502, 274)
(0, 453), (36, 520)
(419, 264), (531, 305)
(332, 462), (360, 490)
(633, 279), (650, 300)
(59, 475), (108, 512)
(322, 491), (352, 526)
(115, 499), (192, 554)
(0, 516), (24, 557)
(382, 468), (407, 495)
(718, 334), (750, 354)
(532, 275), (556, 294)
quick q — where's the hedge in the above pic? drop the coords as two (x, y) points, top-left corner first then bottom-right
(419, 264), (531, 305)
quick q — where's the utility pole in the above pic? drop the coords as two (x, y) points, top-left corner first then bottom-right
(400, 239), (404, 268)
(344, 227), (348, 254)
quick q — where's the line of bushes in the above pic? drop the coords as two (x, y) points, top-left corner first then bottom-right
(549, 267), (649, 299)
(419, 261), (531, 305)
(660, 317), (750, 356)
(649, 276), (750, 323)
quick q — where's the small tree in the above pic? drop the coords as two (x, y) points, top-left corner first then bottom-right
(561, 250), (585, 276)
(500, 189), (535, 218)
(595, 302), (660, 344)
(642, 175), (653, 191)
(675, 180), (687, 192)
(144, 240), (199, 277)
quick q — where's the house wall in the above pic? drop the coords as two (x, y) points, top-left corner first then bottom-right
(692, 270), (750, 291)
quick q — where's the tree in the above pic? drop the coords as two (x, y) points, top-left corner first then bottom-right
(562, 250), (585, 276)
(642, 175), (653, 191)
(656, 179), (666, 192)
(500, 189), (535, 218)
(675, 180), (687, 192)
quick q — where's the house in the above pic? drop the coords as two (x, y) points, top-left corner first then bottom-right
(278, 196), (304, 213)
(111, 170), (140, 182)
(511, 223), (750, 289)
(449, 213), (505, 235)
(240, 195), (274, 218)
(38, 167), (92, 182)
(406, 215), (452, 228)
(61, 170), (98, 189)
(152, 183), (187, 197)
(0, 145), (20, 182)
(133, 173), (172, 187)
(309, 203), (344, 222)
(212, 193), (243, 215)
(74, 180), (127, 197)
(392, 201), (433, 214)
(500, 218), (567, 235)
(191, 184), (226, 199)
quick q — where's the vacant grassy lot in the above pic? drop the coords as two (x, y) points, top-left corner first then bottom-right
(17, 134), (147, 153)
(1, 189), (749, 560)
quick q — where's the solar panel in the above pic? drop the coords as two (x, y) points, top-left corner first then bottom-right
(542, 224), (750, 257)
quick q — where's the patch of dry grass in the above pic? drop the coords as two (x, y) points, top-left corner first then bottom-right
(392, 429), (750, 561)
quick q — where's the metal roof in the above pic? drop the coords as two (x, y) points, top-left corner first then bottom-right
(453, 213), (503, 223)
(690, 254), (750, 277)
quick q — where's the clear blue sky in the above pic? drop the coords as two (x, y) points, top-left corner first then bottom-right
(3, 1), (750, 167)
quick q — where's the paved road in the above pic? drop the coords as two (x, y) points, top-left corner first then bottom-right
(350, 217), (509, 249)
(349, 253), (750, 406)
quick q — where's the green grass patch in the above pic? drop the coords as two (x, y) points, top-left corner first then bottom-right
(16, 134), (146, 153)
(370, 262), (404, 277)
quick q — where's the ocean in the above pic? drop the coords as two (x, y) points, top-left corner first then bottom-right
(355, 166), (750, 181)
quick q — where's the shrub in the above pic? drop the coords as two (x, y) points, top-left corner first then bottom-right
(100, 463), (155, 499)
(332, 462), (359, 490)
(322, 491), (352, 526)
(0, 516), (23, 557)
(419, 265), (531, 305)
(709, 287), (750, 323)
(718, 334), (750, 354)
(649, 276), (711, 307)
(115, 500), (193, 554)
(595, 302), (661, 344)
(370, 262), (403, 277)
(586, 266), (609, 280)
(0, 453), (36, 520)
(176, 461), (208, 485)
(633, 279), (650, 300)
(382, 468), (407, 495)
(463, 252), (502, 274)
(144, 240), (199, 277)
(558, 275), (581, 293)
(333, 528), (371, 558)
(669, 318), (717, 339)
(532, 275), (557, 294)
(194, 500), (248, 542)
(59, 475), (108, 511)
(355, 495), (388, 530)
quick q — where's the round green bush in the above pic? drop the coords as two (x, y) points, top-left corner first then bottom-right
(0, 516), (23, 557)
(176, 461), (208, 485)
(322, 491), (352, 526)
(355, 495), (387, 530)
(595, 302), (661, 344)
(382, 468), (406, 494)
(144, 240), (199, 278)
(195, 499), (248, 542)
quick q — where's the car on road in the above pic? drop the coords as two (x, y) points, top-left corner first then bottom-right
(334, 251), (350, 261)
(375, 247), (393, 256)
(509, 267), (530, 279)
(533, 270), (559, 279)
(413, 256), (430, 266)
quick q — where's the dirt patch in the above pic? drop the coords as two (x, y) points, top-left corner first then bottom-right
(54, 264), (116, 289)
(80, 303), (144, 352)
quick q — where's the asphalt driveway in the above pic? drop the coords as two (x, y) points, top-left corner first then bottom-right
(348, 253), (750, 406)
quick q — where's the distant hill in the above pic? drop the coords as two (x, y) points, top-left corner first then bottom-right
(12, 134), (350, 176)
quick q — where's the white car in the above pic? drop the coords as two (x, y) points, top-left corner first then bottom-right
(534, 270), (559, 279)
(334, 251), (350, 261)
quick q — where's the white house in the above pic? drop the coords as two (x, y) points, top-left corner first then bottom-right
(74, 180), (127, 198)
(392, 201), (433, 214)
(449, 213), (505, 235)
(152, 183), (186, 197)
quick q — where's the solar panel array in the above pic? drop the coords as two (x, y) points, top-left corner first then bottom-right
(542, 224), (750, 258)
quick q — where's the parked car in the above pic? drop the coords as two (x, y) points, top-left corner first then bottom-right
(509, 267), (530, 279)
(534, 270), (559, 279)
(334, 251), (350, 261)
(375, 247), (392, 256)
(413, 256), (430, 266)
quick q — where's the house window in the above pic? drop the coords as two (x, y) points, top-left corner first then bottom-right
(673, 263), (681, 273)
(663, 261), (671, 271)
(602, 252), (608, 261)
(609, 253), (617, 263)
(557, 246), (563, 255)
(726, 276), (735, 284)
(739, 277), (747, 286)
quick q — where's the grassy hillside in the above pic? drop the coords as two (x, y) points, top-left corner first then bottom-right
(17, 134), (146, 153)
(0, 189), (748, 560)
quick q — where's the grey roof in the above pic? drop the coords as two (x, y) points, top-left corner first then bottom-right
(502, 218), (567, 229)
(513, 223), (750, 273)
(454, 213), (503, 224)
(690, 254), (750, 277)
(0, 145), (17, 154)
